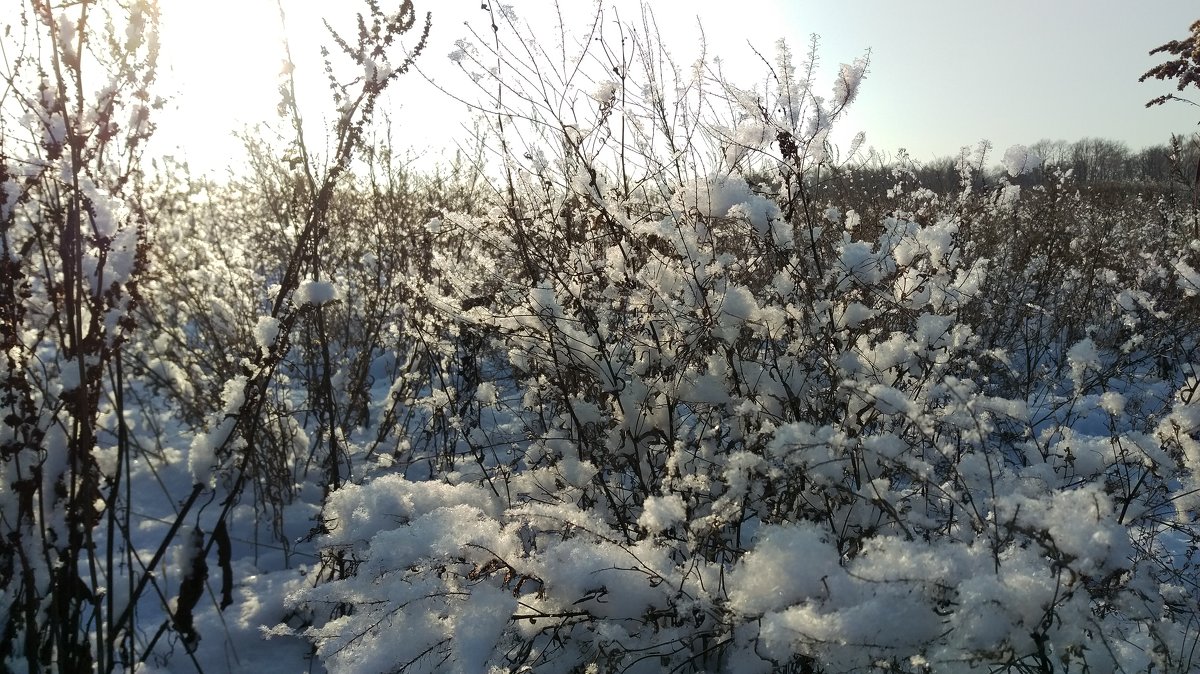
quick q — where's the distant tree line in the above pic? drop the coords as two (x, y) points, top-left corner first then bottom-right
(1029, 136), (1199, 185)
(842, 135), (1200, 197)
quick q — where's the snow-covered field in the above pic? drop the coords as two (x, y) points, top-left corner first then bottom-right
(3, 2), (1200, 672)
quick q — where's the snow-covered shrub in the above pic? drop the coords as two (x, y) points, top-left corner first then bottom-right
(17, 3), (1178, 670)
(0, 0), (443, 666)
(142, 0), (432, 504)
(0, 1), (162, 668)
(131, 143), (484, 549)
(278, 7), (1200, 673)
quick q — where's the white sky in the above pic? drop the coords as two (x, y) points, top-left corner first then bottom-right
(150, 0), (1198, 173)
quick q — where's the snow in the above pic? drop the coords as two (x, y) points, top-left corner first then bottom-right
(727, 522), (841, 616)
(255, 316), (281, 350)
(1002, 144), (1042, 176)
(1099, 390), (1126, 415)
(674, 175), (781, 234)
(1067, 337), (1101, 389)
(637, 494), (687, 533)
(1174, 258), (1200, 295)
(294, 279), (340, 306)
(591, 79), (618, 103)
(832, 57), (868, 108)
(0, 177), (18, 221)
(448, 39), (469, 63)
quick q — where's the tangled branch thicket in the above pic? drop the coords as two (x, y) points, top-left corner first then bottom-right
(2, 1), (1200, 672)
(274, 7), (1200, 673)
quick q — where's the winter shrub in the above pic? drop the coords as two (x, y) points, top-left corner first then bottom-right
(0, 0), (440, 669)
(275, 6), (1200, 673)
(0, 1), (162, 668)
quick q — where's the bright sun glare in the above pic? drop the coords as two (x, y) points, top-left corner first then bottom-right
(152, 0), (856, 175)
(155, 0), (326, 171)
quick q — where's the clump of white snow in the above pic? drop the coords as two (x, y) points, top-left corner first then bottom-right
(674, 175), (780, 234)
(728, 522), (842, 616)
(1002, 144), (1041, 177)
(1066, 337), (1100, 390)
(294, 279), (340, 306)
(591, 80), (618, 104)
(637, 494), (687, 533)
(254, 316), (281, 351)
(832, 57), (868, 107)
